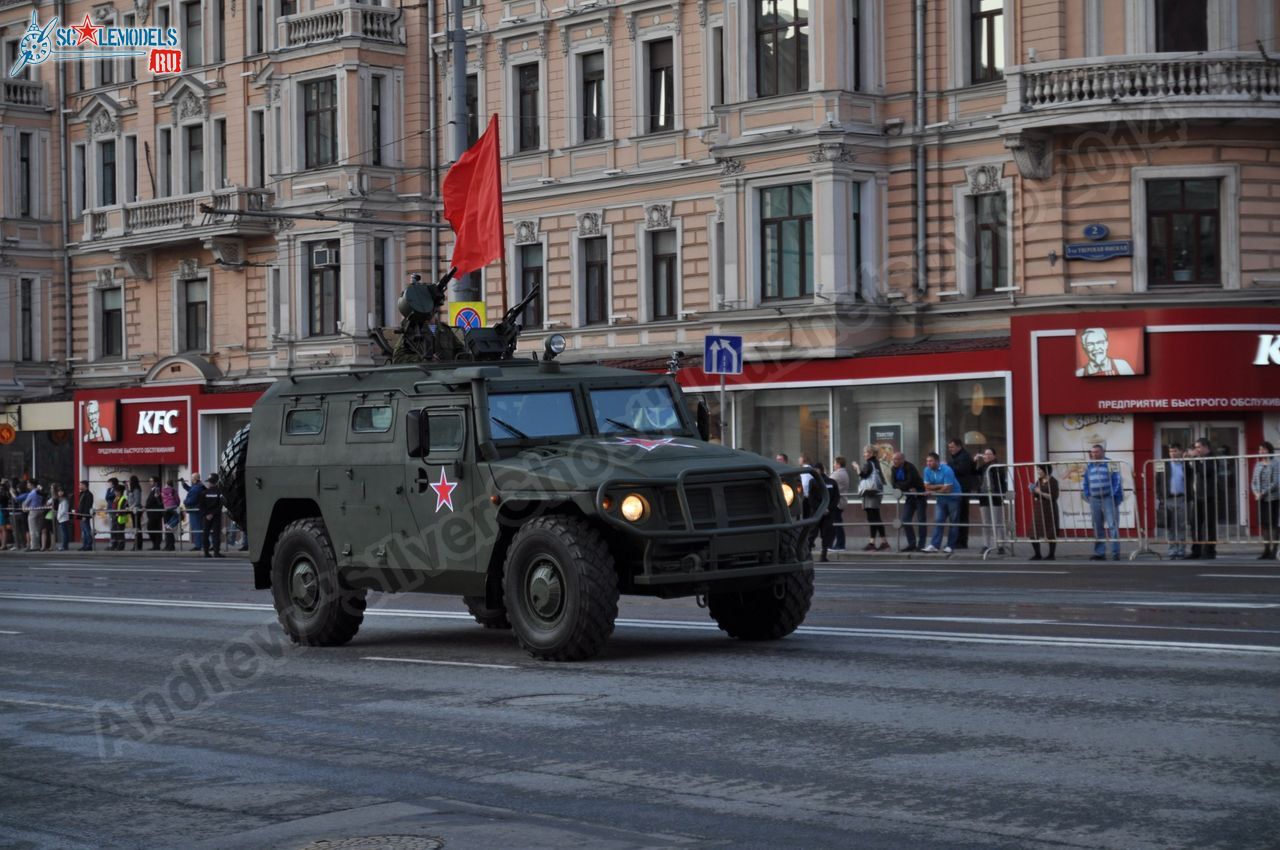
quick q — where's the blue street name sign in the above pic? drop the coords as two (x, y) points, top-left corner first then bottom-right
(1064, 240), (1133, 262)
(704, 335), (744, 375)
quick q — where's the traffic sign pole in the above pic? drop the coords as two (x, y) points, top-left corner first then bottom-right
(719, 373), (726, 445)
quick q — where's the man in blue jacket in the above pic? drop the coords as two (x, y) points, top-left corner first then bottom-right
(921, 452), (963, 554)
(180, 474), (206, 551)
(1083, 444), (1124, 561)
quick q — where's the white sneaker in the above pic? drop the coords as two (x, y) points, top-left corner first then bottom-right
(921, 544), (939, 553)
(943, 546), (953, 554)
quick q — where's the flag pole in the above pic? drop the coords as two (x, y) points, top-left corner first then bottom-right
(496, 117), (507, 320)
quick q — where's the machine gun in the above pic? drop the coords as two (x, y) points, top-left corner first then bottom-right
(460, 282), (541, 361)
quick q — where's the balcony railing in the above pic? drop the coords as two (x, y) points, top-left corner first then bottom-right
(80, 188), (275, 247)
(1011, 53), (1280, 113)
(281, 5), (401, 47)
(1, 80), (45, 108)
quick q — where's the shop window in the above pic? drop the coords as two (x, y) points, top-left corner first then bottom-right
(647, 39), (675, 133)
(737, 387), (829, 464)
(516, 63), (540, 152)
(760, 183), (813, 301)
(581, 237), (608, 326)
(1146, 178), (1220, 287)
(1155, 0), (1206, 52)
(649, 229), (678, 321)
(306, 239), (341, 337)
(303, 78), (338, 169)
(580, 51), (606, 142)
(518, 243), (544, 329)
(940, 378), (1006, 465)
(834, 383), (936, 469)
(755, 0), (809, 97)
(969, 0), (1003, 83)
(101, 287), (124, 359)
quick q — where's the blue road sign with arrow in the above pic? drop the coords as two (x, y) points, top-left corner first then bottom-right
(704, 335), (744, 375)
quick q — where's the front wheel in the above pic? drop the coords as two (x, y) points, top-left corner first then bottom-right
(463, 595), (511, 629)
(707, 570), (813, 641)
(270, 518), (366, 646)
(503, 515), (619, 661)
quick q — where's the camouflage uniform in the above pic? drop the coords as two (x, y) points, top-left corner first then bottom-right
(391, 321), (464, 363)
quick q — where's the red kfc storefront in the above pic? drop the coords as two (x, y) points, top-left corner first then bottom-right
(75, 383), (266, 495)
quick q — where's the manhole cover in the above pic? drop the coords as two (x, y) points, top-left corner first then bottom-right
(295, 837), (444, 850)
(496, 693), (602, 707)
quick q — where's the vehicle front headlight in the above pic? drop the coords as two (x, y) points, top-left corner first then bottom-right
(781, 482), (796, 507)
(620, 493), (650, 523)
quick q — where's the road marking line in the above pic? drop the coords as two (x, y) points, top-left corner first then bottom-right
(1199, 574), (1280, 579)
(363, 656), (519, 670)
(0, 630), (20, 635)
(877, 616), (1060, 625)
(3, 592), (1277, 655)
(0, 697), (97, 713)
(27, 567), (201, 573)
(1107, 601), (1280, 609)
(816, 568), (1069, 575)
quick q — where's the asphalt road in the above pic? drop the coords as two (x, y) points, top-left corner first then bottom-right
(1, 549), (1278, 850)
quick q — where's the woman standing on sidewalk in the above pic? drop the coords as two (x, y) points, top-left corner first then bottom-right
(1029, 465), (1060, 561)
(858, 446), (890, 551)
(1251, 441), (1279, 560)
(161, 480), (180, 551)
(128, 475), (144, 552)
(55, 486), (72, 550)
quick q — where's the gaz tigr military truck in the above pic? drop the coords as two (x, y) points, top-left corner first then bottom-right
(225, 280), (823, 661)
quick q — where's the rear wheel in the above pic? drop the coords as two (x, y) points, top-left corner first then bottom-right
(270, 518), (366, 646)
(219, 423), (251, 529)
(463, 595), (511, 629)
(707, 570), (813, 641)
(503, 515), (618, 661)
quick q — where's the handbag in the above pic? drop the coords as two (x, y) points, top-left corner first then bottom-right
(857, 466), (882, 496)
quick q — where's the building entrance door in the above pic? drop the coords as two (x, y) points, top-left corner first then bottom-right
(1155, 420), (1246, 528)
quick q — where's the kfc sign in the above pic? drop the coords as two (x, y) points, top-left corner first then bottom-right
(1255, 334), (1280, 366)
(137, 409), (180, 435)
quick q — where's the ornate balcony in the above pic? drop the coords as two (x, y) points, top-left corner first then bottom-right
(279, 5), (403, 48)
(0, 80), (46, 109)
(79, 188), (277, 254)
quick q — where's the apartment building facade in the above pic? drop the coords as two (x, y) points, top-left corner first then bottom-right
(0, 0), (1277, 500)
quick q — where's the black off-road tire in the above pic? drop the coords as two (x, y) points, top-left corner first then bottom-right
(219, 423), (251, 528)
(463, 595), (511, 629)
(502, 515), (619, 661)
(270, 518), (366, 646)
(707, 570), (813, 641)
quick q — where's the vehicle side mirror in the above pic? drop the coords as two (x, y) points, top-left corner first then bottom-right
(696, 400), (711, 442)
(407, 410), (428, 458)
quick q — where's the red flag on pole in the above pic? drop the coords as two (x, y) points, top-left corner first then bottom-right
(442, 114), (504, 276)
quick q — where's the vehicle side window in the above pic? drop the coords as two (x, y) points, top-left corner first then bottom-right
(285, 408), (324, 435)
(352, 405), (393, 433)
(427, 412), (465, 453)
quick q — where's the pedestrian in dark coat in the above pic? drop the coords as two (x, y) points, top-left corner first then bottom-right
(947, 438), (978, 548)
(1188, 437), (1218, 559)
(1029, 465), (1060, 561)
(201, 473), (225, 558)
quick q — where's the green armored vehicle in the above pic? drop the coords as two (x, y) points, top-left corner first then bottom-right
(223, 278), (822, 661)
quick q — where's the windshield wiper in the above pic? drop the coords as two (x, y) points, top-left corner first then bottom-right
(491, 416), (529, 439)
(603, 417), (640, 434)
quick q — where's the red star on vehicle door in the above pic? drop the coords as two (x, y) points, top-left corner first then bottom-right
(430, 468), (458, 512)
(599, 436), (697, 453)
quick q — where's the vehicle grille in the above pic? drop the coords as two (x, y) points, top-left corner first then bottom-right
(661, 475), (779, 531)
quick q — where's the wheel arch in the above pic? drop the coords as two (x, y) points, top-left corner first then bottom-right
(253, 498), (325, 589)
(483, 499), (591, 608)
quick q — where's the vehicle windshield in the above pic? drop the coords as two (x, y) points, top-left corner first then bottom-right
(488, 391), (582, 440)
(589, 385), (686, 435)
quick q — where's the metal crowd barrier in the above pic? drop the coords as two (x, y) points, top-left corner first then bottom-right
(0, 505), (246, 552)
(1135, 452), (1279, 560)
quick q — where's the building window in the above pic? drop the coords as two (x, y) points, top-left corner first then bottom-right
(215, 118), (226, 188)
(250, 109), (265, 187)
(307, 240), (341, 337)
(371, 76), (384, 165)
(970, 0), (1003, 83)
(124, 136), (138, 202)
(19, 278), (34, 361)
(5, 39), (30, 80)
(755, 0), (809, 97)
(1147, 178), (1220, 286)
(373, 237), (387, 327)
(465, 74), (479, 147)
(122, 14), (138, 80)
(647, 39), (675, 133)
(250, 0), (265, 54)
(73, 144), (86, 214)
(213, 0), (225, 62)
(101, 287), (123, 358)
(580, 51), (605, 142)
(517, 63), (540, 152)
(18, 132), (32, 217)
(184, 279), (208, 351)
(650, 230), (677, 320)
(711, 27), (725, 108)
(974, 193), (1006, 293)
(850, 1), (861, 91)
(1155, 0), (1207, 52)
(518, 243), (543, 328)
(99, 140), (117, 207)
(98, 54), (114, 86)
(185, 124), (204, 193)
(158, 128), (172, 197)
(760, 183), (813, 300)
(582, 237), (608, 325)
(303, 78), (338, 168)
(183, 0), (203, 66)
